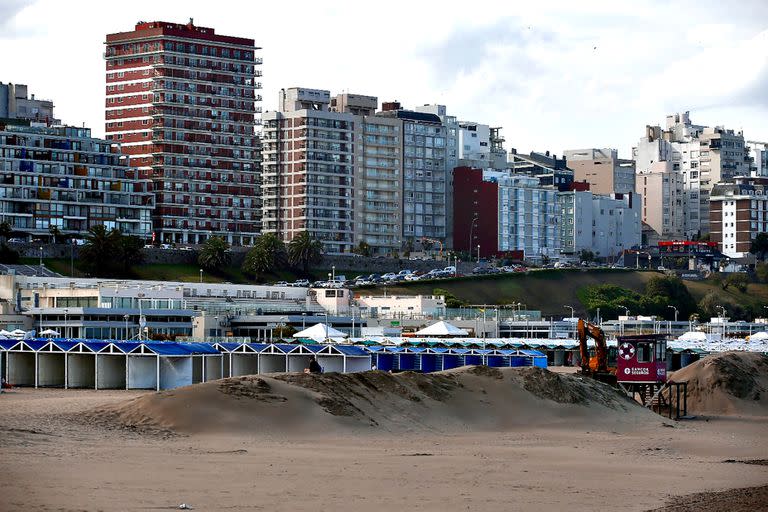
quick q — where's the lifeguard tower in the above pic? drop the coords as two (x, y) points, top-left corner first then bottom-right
(616, 334), (688, 418)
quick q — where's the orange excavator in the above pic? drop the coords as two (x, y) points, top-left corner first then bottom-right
(577, 319), (616, 384)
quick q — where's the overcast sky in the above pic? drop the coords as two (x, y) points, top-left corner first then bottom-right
(1, 0), (767, 157)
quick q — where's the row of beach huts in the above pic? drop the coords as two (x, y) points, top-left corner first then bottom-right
(0, 338), (548, 391)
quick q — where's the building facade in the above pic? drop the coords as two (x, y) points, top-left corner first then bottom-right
(748, 141), (768, 177)
(636, 163), (684, 243)
(634, 112), (749, 239)
(497, 174), (559, 262)
(104, 20), (262, 246)
(0, 82), (58, 125)
(558, 190), (641, 260)
(452, 166), (499, 257)
(0, 122), (154, 239)
(709, 177), (768, 259)
(507, 149), (574, 191)
(379, 103), (450, 250)
(563, 148), (635, 195)
(261, 88), (356, 254)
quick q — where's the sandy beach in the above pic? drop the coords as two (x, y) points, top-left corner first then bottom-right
(1, 363), (767, 511)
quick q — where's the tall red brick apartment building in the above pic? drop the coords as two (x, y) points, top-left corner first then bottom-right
(105, 20), (261, 245)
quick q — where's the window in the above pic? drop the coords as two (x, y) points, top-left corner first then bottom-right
(637, 342), (653, 363)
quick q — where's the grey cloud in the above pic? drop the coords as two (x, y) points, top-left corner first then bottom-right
(0, 0), (37, 38)
(420, 18), (554, 84)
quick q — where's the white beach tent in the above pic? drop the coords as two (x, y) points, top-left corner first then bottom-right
(415, 321), (469, 337)
(39, 329), (60, 338)
(747, 331), (768, 342)
(293, 323), (349, 343)
(677, 331), (708, 342)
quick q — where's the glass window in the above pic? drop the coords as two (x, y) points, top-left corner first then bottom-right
(637, 342), (653, 363)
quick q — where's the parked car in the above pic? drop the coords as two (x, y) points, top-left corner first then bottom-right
(7, 238), (25, 243)
(293, 279), (310, 287)
(381, 272), (398, 281)
(274, 281), (288, 286)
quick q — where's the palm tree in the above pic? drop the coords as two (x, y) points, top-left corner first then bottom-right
(198, 236), (231, 272)
(79, 225), (121, 273)
(118, 235), (144, 274)
(243, 233), (287, 275)
(288, 231), (323, 273)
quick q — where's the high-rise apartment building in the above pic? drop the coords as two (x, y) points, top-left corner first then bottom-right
(748, 141), (768, 177)
(378, 103), (449, 250)
(636, 163), (684, 244)
(0, 82), (59, 126)
(262, 88), (356, 254)
(563, 148), (635, 195)
(104, 20), (261, 246)
(0, 122), (154, 239)
(507, 149), (574, 191)
(634, 111), (749, 239)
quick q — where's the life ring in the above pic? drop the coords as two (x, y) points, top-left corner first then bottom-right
(618, 342), (635, 361)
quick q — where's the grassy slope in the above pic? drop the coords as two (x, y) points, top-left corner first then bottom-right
(26, 257), (768, 316)
(362, 269), (768, 317)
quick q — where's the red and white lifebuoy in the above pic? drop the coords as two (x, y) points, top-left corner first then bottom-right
(619, 342), (635, 361)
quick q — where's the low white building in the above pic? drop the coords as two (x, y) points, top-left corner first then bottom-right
(355, 294), (445, 319)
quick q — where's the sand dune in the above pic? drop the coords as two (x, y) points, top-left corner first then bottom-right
(89, 366), (659, 436)
(670, 352), (768, 416)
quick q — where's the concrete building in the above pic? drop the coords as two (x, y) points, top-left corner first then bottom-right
(355, 110), (403, 256)
(355, 294), (446, 319)
(636, 162), (685, 244)
(563, 148), (635, 195)
(558, 191), (641, 260)
(710, 177), (768, 259)
(497, 174), (559, 262)
(748, 141), (768, 177)
(507, 149), (574, 191)
(378, 103), (450, 250)
(0, 122), (154, 239)
(634, 112), (749, 239)
(458, 122), (490, 162)
(261, 88), (356, 254)
(0, 272), (336, 340)
(0, 82), (59, 126)
(452, 166), (499, 258)
(104, 20), (262, 246)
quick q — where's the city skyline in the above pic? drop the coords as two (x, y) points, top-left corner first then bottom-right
(1, 0), (766, 156)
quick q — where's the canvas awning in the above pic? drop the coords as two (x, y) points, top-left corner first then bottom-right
(415, 321), (469, 337)
(292, 323), (348, 342)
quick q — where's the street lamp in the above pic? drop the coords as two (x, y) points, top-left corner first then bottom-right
(476, 244), (481, 264)
(332, 265), (336, 282)
(124, 314), (129, 340)
(199, 269), (203, 283)
(564, 305), (575, 320)
(323, 312), (329, 343)
(302, 312), (307, 330)
(469, 215), (478, 254)
(667, 305), (678, 322)
(137, 292), (146, 341)
(63, 308), (68, 339)
(39, 246), (43, 277)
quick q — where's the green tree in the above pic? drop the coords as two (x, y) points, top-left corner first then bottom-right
(48, 225), (61, 244)
(118, 235), (144, 274)
(197, 236), (231, 272)
(643, 275), (698, 319)
(287, 231), (322, 273)
(725, 272), (749, 293)
(698, 292), (748, 321)
(433, 288), (468, 309)
(750, 232), (768, 261)
(0, 221), (12, 242)
(756, 262), (768, 283)
(579, 249), (595, 263)
(243, 233), (287, 276)
(355, 241), (372, 257)
(79, 225), (121, 273)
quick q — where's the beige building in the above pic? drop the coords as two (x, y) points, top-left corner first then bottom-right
(563, 148), (635, 195)
(636, 162), (684, 243)
(262, 88), (356, 254)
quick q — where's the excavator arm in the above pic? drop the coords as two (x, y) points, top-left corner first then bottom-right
(577, 318), (610, 374)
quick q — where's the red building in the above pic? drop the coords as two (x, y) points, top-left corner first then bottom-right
(452, 167), (499, 258)
(105, 20), (262, 245)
